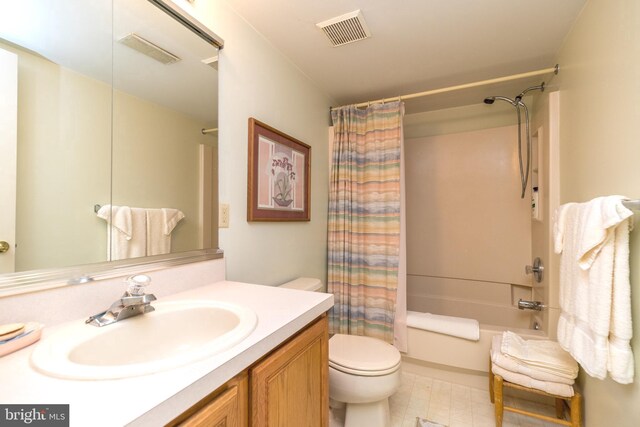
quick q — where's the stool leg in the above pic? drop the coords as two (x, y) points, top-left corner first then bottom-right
(489, 361), (495, 403)
(570, 392), (582, 427)
(555, 398), (564, 419)
(494, 375), (504, 427)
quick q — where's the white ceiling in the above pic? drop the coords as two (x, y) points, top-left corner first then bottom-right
(227, 0), (586, 113)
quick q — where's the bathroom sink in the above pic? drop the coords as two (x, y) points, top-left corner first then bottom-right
(31, 300), (257, 380)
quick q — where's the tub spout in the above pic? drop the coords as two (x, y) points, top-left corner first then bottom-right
(517, 299), (545, 311)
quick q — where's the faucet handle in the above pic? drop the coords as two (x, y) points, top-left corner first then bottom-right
(125, 274), (151, 296)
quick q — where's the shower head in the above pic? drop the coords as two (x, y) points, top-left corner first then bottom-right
(484, 95), (517, 106)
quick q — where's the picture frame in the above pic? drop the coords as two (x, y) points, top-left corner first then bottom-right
(247, 118), (311, 221)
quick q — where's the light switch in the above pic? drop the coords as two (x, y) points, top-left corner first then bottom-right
(219, 204), (229, 228)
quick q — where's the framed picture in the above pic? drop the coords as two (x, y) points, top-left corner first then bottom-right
(247, 118), (311, 221)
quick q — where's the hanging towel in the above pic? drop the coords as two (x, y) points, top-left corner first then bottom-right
(491, 364), (575, 397)
(499, 331), (578, 380)
(553, 195), (634, 383)
(490, 335), (575, 384)
(97, 205), (146, 260)
(406, 311), (480, 341)
(146, 208), (185, 256)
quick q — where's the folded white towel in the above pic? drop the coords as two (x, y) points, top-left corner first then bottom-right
(406, 311), (480, 341)
(491, 364), (575, 397)
(501, 331), (578, 378)
(491, 335), (575, 384)
(554, 196), (634, 383)
(575, 196), (632, 269)
(146, 208), (185, 256)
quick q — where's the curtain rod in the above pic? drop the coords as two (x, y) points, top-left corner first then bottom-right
(330, 64), (559, 111)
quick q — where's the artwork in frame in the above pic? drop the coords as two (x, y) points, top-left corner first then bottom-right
(247, 118), (311, 221)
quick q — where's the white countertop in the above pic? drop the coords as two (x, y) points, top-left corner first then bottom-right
(0, 281), (334, 426)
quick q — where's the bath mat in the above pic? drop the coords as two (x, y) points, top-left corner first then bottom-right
(416, 417), (447, 427)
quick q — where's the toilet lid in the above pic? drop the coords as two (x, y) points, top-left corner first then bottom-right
(329, 334), (401, 376)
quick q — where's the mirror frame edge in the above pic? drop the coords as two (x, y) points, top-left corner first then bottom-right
(0, 249), (223, 298)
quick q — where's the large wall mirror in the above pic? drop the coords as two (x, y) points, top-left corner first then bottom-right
(0, 0), (222, 294)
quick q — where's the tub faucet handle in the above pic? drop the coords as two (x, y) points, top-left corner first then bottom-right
(525, 257), (544, 283)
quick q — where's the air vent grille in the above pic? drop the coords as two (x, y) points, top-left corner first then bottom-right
(118, 33), (180, 64)
(316, 10), (371, 47)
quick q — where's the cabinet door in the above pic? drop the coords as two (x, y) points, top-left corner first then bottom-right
(177, 373), (248, 427)
(251, 315), (328, 427)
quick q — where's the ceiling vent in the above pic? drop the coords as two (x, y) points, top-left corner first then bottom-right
(316, 10), (371, 47)
(118, 33), (180, 64)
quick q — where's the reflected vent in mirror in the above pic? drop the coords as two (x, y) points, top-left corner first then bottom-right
(316, 10), (371, 47)
(202, 55), (218, 70)
(118, 33), (180, 64)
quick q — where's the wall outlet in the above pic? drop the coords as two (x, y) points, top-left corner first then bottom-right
(219, 204), (229, 228)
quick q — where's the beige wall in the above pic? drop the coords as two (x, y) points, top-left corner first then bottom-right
(9, 42), (207, 270)
(404, 101), (520, 139)
(405, 118), (533, 325)
(188, 1), (333, 286)
(554, 0), (640, 424)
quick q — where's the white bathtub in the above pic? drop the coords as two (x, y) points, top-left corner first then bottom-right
(404, 275), (547, 387)
(404, 320), (545, 374)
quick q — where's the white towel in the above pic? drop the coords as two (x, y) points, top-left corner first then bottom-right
(491, 364), (575, 397)
(406, 311), (480, 341)
(97, 205), (146, 260)
(146, 208), (185, 256)
(492, 331), (578, 383)
(491, 335), (575, 384)
(554, 196), (634, 383)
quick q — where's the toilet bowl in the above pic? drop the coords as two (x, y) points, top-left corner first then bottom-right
(329, 334), (401, 427)
(279, 278), (402, 427)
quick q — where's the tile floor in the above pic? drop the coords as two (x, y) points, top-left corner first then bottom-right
(330, 370), (564, 427)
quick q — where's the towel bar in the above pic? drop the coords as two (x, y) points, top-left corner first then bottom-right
(622, 199), (640, 210)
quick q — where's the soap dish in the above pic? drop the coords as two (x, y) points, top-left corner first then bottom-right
(0, 322), (44, 357)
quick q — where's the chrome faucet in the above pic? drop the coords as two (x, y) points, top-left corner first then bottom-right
(86, 274), (157, 327)
(517, 299), (545, 311)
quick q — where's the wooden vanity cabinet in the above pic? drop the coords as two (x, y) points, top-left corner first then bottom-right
(250, 315), (328, 427)
(169, 315), (328, 427)
(170, 372), (249, 427)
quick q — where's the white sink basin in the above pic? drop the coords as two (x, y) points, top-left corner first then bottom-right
(31, 300), (257, 380)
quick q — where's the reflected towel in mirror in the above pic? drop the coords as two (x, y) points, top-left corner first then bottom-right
(146, 208), (185, 256)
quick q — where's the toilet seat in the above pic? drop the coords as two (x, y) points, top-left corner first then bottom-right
(329, 334), (401, 377)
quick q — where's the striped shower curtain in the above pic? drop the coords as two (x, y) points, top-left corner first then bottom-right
(328, 101), (406, 349)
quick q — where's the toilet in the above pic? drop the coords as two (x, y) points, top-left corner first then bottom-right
(279, 278), (402, 427)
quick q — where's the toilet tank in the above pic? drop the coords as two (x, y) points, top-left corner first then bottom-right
(279, 277), (323, 292)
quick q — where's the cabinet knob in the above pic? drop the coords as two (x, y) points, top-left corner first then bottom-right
(0, 241), (10, 253)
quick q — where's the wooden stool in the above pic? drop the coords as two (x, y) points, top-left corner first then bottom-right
(489, 363), (582, 427)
